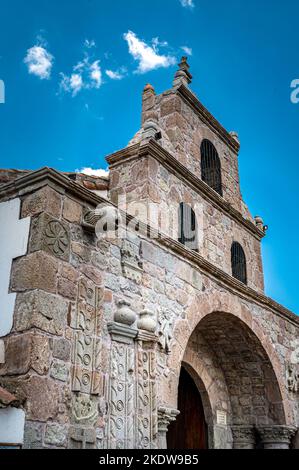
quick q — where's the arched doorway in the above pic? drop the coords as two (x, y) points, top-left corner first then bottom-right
(167, 367), (208, 449)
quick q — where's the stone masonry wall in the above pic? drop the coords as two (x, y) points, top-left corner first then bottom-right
(0, 182), (298, 448)
(142, 88), (243, 215)
(109, 155), (264, 293)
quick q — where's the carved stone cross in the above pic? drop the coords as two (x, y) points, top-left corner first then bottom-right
(69, 427), (96, 449)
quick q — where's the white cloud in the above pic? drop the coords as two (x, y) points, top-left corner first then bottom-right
(24, 45), (54, 80)
(181, 46), (193, 56)
(59, 55), (102, 96)
(78, 167), (109, 178)
(180, 0), (194, 8)
(84, 39), (96, 49)
(90, 60), (102, 88)
(124, 30), (176, 74)
(106, 69), (125, 80)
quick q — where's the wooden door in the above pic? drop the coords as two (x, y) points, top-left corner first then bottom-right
(167, 367), (208, 449)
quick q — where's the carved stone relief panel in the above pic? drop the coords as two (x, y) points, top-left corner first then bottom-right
(31, 213), (70, 261)
(287, 364), (299, 393)
(121, 239), (143, 284)
(136, 349), (158, 449)
(106, 343), (135, 449)
(71, 278), (103, 396)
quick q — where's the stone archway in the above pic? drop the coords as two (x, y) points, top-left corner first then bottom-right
(164, 307), (293, 449)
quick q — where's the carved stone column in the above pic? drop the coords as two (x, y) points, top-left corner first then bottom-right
(231, 426), (256, 449)
(158, 407), (180, 449)
(135, 328), (159, 449)
(258, 425), (297, 449)
(106, 302), (138, 449)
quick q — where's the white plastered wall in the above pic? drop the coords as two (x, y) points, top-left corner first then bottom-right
(0, 198), (30, 445)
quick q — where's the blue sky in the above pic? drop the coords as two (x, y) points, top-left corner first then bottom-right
(0, 0), (298, 313)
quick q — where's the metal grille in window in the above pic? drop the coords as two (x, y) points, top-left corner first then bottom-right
(231, 242), (247, 284)
(200, 139), (223, 196)
(178, 202), (198, 252)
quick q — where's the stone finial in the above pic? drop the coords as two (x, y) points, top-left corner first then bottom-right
(114, 300), (137, 326)
(173, 56), (192, 88)
(229, 131), (240, 144)
(141, 118), (160, 143)
(254, 216), (268, 233)
(143, 83), (155, 94)
(254, 216), (264, 231)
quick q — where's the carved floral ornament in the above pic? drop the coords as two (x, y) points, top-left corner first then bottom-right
(44, 220), (69, 257)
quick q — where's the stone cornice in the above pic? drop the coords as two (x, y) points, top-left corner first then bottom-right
(106, 140), (265, 241)
(0, 167), (298, 327)
(176, 85), (240, 154)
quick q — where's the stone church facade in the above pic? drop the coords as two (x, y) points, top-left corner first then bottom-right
(0, 59), (298, 449)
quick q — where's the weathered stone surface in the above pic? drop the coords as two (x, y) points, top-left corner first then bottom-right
(45, 423), (67, 446)
(53, 338), (71, 362)
(11, 252), (59, 294)
(63, 197), (82, 223)
(23, 421), (45, 449)
(0, 332), (50, 376)
(50, 360), (68, 382)
(22, 186), (62, 219)
(26, 376), (60, 422)
(14, 290), (69, 335)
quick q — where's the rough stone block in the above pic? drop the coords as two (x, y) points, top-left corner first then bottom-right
(11, 252), (59, 294)
(0, 332), (50, 376)
(58, 277), (77, 300)
(50, 360), (68, 382)
(21, 186), (62, 219)
(23, 421), (44, 449)
(63, 197), (82, 223)
(45, 423), (67, 447)
(14, 290), (69, 336)
(53, 338), (71, 362)
(25, 376), (60, 422)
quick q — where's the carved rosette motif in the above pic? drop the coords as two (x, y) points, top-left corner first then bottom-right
(107, 343), (135, 449)
(44, 220), (69, 258)
(137, 349), (158, 449)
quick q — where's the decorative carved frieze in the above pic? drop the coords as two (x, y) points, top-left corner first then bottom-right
(107, 343), (135, 449)
(136, 350), (158, 449)
(231, 426), (256, 449)
(157, 407), (180, 449)
(287, 364), (299, 393)
(257, 425), (297, 449)
(71, 278), (103, 395)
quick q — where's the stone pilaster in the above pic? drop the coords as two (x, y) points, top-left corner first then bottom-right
(158, 407), (180, 450)
(231, 426), (256, 449)
(136, 328), (159, 449)
(106, 300), (138, 450)
(258, 425), (297, 449)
